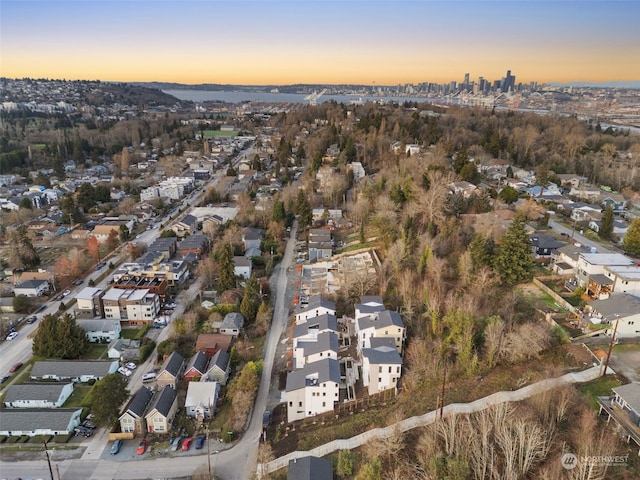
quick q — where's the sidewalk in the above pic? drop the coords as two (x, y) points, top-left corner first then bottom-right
(258, 365), (602, 476)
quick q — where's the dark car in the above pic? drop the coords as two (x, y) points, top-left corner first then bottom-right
(194, 434), (207, 449)
(74, 426), (92, 437)
(26, 315), (38, 324)
(81, 420), (96, 429)
(110, 439), (122, 455)
(9, 362), (23, 374)
(262, 410), (271, 428)
(1, 375), (10, 384)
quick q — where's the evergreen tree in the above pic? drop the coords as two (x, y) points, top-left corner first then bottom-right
(19, 197), (33, 209)
(240, 275), (261, 323)
(468, 234), (494, 270)
(217, 242), (236, 291)
(32, 313), (89, 359)
(88, 374), (129, 427)
(493, 214), (535, 284)
(498, 185), (519, 204)
(295, 190), (312, 228)
(623, 218), (640, 255)
(272, 200), (286, 223)
(599, 205), (614, 239)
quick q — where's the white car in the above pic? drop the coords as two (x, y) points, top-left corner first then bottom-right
(117, 367), (132, 377)
(6, 331), (18, 341)
(62, 289), (71, 297)
(125, 362), (137, 370)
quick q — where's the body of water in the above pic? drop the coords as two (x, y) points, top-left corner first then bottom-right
(162, 89), (439, 105)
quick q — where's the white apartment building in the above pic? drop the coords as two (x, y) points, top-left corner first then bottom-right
(604, 265), (640, 297)
(356, 309), (406, 354)
(293, 331), (339, 369)
(295, 296), (336, 325)
(102, 288), (160, 325)
(285, 358), (341, 423)
(361, 338), (403, 396)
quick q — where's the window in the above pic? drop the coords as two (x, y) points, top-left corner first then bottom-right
(322, 402), (326, 407)
(388, 366), (392, 373)
(378, 366), (382, 373)
(289, 402), (293, 407)
(379, 377), (382, 383)
(299, 402), (302, 407)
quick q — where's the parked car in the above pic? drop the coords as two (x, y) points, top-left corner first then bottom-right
(181, 437), (192, 451)
(62, 289), (71, 297)
(137, 440), (148, 455)
(72, 279), (83, 286)
(165, 302), (176, 309)
(6, 331), (18, 341)
(262, 410), (271, 428)
(26, 315), (38, 324)
(117, 367), (132, 377)
(170, 438), (181, 451)
(74, 426), (92, 437)
(81, 420), (96, 429)
(9, 362), (23, 373)
(195, 434), (207, 449)
(125, 362), (137, 370)
(110, 439), (122, 455)
(142, 371), (157, 383)
(1, 375), (10, 384)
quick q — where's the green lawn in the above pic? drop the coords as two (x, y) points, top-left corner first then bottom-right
(83, 344), (107, 359)
(577, 375), (622, 410)
(203, 130), (239, 138)
(63, 385), (93, 408)
(121, 328), (143, 340)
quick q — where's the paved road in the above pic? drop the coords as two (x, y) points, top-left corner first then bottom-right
(548, 218), (614, 254)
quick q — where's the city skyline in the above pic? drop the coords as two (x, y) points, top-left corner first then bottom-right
(1, 1), (639, 86)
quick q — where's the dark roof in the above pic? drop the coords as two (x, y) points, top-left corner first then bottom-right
(30, 360), (116, 379)
(0, 408), (82, 433)
(530, 234), (566, 250)
(181, 214), (198, 227)
(146, 385), (177, 417)
(187, 351), (210, 375)
(243, 227), (264, 241)
(287, 456), (333, 480)
(125, 386), (154, 418)
(221, 312), (245, 330)
(3, 383), (72, 404)
(209, 349), (230, 371)
(286, 358), (341, 392)
(178, 234), (208, 249)
(591, 293), (640, 318)
(15, 279), (48, 289)
(161, 351), (184, 377)
(293, 313), (338, 338)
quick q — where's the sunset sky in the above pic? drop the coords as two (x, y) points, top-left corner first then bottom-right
(1, 1), (639, 86)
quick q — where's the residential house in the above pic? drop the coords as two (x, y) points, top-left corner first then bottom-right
(184, 351), (210, 382)
(75, 287), (105, 319)
(185, 381), (220, 420)
(354, 296), (386, 323)
(112, 275), (168, 300)
(76, 319), (121, 343)
(220, 312), (245, 336)
(600, 193), (627, 214)
(292, 313), (338, 340)
(205, 349), (231, 385)
(157, 352), (184, 389)
(530, 234), (566, 259)
(3, 383), (74, 408)
(588, 294), (640, 338)
(603, 265), (640, 297)
(13, 279), (49, 297)
(347, 162), (366, 182)
(107, 338), (141, 361)
(90, 223), (124, 243)
(171, 214), (198, 237)
(356, 310), (406, 354)
(0, 408), (82, 437)
(233, 256), (252, 279)
(119, 386), (154, 436)
(449, 181), (478, 198)
(308, 228), (332, 262)
(287, 456), (333, 480)
(148, 237), (178, 259)
(575, 253), (634, 297)
(361, 338), (402, 396)
(177, 234), (209, 258)
(570, 204), (602, 223)
(30, 360), (118, 383)
(195, 334), (233, 358)
(551, 244), (590, 276)
(556, 173), (587, 190)
(285, 358), (341, 423)
(502, 177), (529, 191)
(598, 382), (640, 454)
(293, 331), (339, 369)
(145, 385), (178, 434)
(242, 227), (264, 251)
(295, 296), (336, 325)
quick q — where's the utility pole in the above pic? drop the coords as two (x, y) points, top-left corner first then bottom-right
(602, 315), (620, 377)
(439, 361), (447, 419)
(43, 438), (55, 480)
